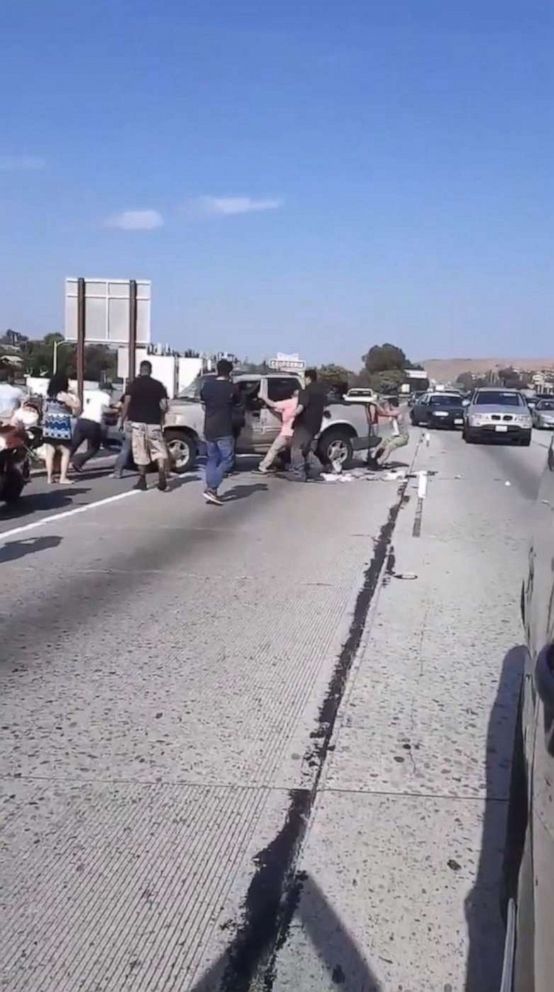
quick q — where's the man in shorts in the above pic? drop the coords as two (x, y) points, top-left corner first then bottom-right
(371, 399), (410, 467)
(121, 360), (169, 491)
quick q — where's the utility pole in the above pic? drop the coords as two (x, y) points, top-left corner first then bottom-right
(76, 277), (86, 405)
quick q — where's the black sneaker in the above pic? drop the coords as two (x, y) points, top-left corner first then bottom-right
(203, 489), (223, 506)
(157, 469), (168, 492)
(134, 477), (147, 491)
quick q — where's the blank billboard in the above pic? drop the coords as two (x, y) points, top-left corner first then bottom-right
(65, 279), (151, 344)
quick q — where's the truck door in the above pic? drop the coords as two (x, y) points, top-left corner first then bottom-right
(260, 377), (302, 445)
(235, 379), (262, 451)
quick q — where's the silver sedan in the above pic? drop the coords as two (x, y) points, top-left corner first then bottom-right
(532, 398), (554, 430)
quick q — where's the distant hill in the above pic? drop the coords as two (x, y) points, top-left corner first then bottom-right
(421, 357), (554, 384)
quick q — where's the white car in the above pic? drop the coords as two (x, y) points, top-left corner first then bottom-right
(463, 388), (532, 446)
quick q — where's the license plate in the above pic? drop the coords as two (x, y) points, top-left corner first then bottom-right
(434, 412), (448, 417)
(495, 425), (508, 432)
(454, 418), (463, 425)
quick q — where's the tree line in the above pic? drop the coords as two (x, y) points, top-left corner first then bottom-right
(1, 330), (117, 381)
(3, 329), (421, 392)
(244, 343), (422, 392)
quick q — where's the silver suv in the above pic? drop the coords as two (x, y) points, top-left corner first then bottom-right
(463, 388), (532, 446)
(164, 373), (372, 472)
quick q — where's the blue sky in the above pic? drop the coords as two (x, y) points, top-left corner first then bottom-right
(1, 0), (552, 367)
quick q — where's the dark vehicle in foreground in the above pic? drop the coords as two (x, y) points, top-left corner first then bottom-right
(500, 440), (554, 991)
(410, 391), (465, 429)
(463, 389), (532, 446)
(532, 398), (554, 430)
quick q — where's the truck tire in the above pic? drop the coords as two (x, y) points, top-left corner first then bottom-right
(164, 430), (197, 473)
(519, 431), (532, 447)
(317, 428), (354, 468)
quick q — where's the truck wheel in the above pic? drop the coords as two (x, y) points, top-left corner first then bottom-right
(519, 432), (532, 447)
(165, 430), (197, 473)
(464, 428), (475, 444)
(318, 429), (354, 468)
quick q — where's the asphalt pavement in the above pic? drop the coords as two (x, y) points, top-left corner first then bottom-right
(0, 429), (549, 991)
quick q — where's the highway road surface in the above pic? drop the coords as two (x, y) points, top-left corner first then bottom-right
(0, 428), (550, 991)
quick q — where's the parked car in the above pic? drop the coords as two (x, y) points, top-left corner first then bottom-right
(501, 439), (554, 991)
(532, 398), (554, 430)
(463, 389), (532, 446)
(164, 373), (373, 472)
(410, 391), (465, 429)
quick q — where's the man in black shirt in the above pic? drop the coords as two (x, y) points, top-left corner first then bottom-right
(200, 359), (237, 505)
(121, 360), (169, 491)
(290, 368), (329, 481)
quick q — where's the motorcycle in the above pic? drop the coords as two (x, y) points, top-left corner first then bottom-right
(0, 424), (31, 505)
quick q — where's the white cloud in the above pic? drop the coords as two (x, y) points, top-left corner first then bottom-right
(194, 195), (283, 216)
(0, 155), (45, 171)
(105, 209), (164, 231)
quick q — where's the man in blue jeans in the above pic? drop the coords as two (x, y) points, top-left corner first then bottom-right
(200, 359), (238, 505)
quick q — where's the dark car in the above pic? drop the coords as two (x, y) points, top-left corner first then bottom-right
(410, 391), (465, 429)
(500, 440), (554, 991)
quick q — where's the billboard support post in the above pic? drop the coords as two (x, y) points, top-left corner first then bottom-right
(76, 277), (86, 405)
(128, 279), (137, 382)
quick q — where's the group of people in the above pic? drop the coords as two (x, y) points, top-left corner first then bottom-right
(199, 360), (331, 504)
(37, 361), (170, 489)
(1, 360), (410, 502)
(199, 360), (409, 505)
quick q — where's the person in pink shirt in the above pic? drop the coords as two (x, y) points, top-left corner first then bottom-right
(258, 388), (299, 473)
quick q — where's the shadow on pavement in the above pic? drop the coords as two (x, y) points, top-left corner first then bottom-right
(189, 874), (381, 992)
(0, 535), (62, 563)
(224, 483), (268, 501)
(70, 466), (119, 481)
(1, 488), (89, 519)
(464, 645), (525, 991)
(288, 874), (382, 991)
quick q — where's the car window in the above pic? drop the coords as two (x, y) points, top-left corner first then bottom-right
(429, 395), (462, 407)
(537, 400), (554, 411)
(236, 380), (261, 410)
(267, 377), (301, 401)
(474, 391), (523, 407)
(178, 374), (214, 400)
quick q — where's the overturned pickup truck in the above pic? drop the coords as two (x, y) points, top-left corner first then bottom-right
(163, 373), (372, 472)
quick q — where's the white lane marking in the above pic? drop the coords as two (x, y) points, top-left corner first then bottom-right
(417, 471), (428, 499)
(0, 490), (141, 543)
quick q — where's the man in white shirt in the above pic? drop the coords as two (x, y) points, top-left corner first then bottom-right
(0, 368), (24, 421)
(70, 386), (113, 472)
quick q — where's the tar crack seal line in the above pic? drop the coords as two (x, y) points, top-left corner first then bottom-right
(218, 481), (410, 992)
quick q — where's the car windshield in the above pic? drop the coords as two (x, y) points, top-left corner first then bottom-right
(536, 400), (554, 411)
(428, 395), (462, 407)
(474, 391), (523, 407)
